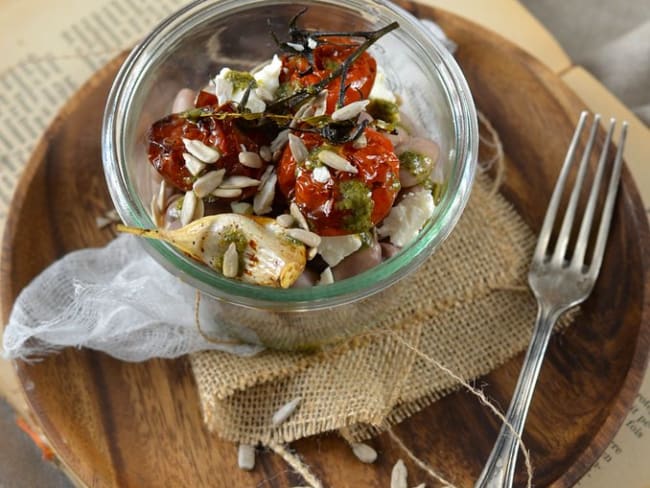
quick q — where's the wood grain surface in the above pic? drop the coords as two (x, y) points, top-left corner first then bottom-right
(2, 5), (649, 487)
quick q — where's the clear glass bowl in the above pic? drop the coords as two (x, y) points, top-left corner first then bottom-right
(102, 0), (478, 350)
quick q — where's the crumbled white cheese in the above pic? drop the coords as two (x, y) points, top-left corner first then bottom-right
(377, 190), (434, 246)
(213, 67), (266, 112)
(368, 69), (396, 103)
(254, 55), (282, 102)
(312, 166), (331, 184)
(318, 234), (363, 267)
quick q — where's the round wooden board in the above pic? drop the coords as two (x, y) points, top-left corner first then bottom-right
(2, 5), (649, 487)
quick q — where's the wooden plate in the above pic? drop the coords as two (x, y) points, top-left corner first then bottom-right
(2, 5), (648, 487)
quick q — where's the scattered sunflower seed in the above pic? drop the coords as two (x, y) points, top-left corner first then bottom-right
(307, 37), (318, 49)
(180, 190), (197, 226)
(270, 129), (290, 154)
(253, 170), (277, 215)
(237, 444), (255, 471)
(219, 175), (261, 189)
(230, 202), (253, 215)
(259, 145), (272, 162)
(182, 152), (206, 176)
(182, 137), (221, 163)
(350, 442), (377, 464)
(331, 99), (370, 121)
(318, 150), (358, 173)
(290, 202), (309, 230)
(258, 164), (274, 187)
(288, 133), (309, 163)
(212, 188), (243, 198)
(286, 228), (321, 248)
(391, 459), (408, 488)
(222, 242), (239, 278)
(353, 133), (368, 149)
(276, 214), (294, 228)
(272, 397), (302, 427)
(238, 151), (263, 169)
(193, 169), (226, 197)
(318, 267), (334, 285)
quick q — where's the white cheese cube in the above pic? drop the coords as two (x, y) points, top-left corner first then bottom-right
(318, 234), (363, 267)
(377, 190), (434, 247)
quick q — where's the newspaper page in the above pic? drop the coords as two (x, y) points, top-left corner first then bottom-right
(0, 0), (647, 486)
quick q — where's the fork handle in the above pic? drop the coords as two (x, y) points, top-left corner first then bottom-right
(475, 302), (561, 488)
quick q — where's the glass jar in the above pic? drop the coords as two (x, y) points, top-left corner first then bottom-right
(102, 0), (478, 350)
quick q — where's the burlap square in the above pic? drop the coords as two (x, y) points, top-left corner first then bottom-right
(189, 172), (561, 445)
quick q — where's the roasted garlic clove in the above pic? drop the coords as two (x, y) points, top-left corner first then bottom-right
(117, 214), (306, 288)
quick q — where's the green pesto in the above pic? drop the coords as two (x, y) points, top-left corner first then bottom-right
(336, 180), (374, 233)
(225, 70), (257, 92)
(431, 181), (447, 205)
(303, 144), (334, 169)
(388, 171), (401, 193)
(399, 151), (433, 184)
(367, 99), (400, 126)
(277, 81), (297, 99)
(324, 59), (341, 71)
(358, 230), (374, 248)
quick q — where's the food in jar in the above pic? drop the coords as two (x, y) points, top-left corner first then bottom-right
(121, 13), (445, 288)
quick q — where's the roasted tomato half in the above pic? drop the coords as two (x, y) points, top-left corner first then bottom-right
(278, 128), (400, 236)
(147, 103), (270, 193)
(280, 36), (377, 113)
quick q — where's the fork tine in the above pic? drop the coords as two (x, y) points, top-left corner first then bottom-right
(533, 111), (589, 262)
(586, 122), (628, 279)
(571, 118), (615, 269)
(551, 114), (601, 266)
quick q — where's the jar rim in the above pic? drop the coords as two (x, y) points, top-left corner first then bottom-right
(102, 0), (478, 311)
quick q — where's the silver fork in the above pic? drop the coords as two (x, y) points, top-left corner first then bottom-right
(475, 111), (628, 488)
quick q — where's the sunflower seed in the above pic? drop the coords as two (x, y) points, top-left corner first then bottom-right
(331, 99), (370, 121)
(290, 102), (315, 128)
(212, 188), (243, 198)
(312, 90), (328, 116)
(352, 133), (368, 149)
(238, 151), (263, 169)
(182, 137), (221, 163)
(222, 242), (239, 278)
(276, 214), (294, 228)
(193, 169), (226, 197)
(230, 202), (253, 215)
(286, 41), (304, 52)
(391, 459), (408, 488)
(307, 37), (318, 49)
(253, 170), (277, 215)
(182, 152), (206, 176)
(288, 133), (309, 163)
(104, 209), (121, 222)
(290, 202), (309, 230)
(219, 175), (261, 189)
(318, 267), (334, 285)
(194, 197), (205, 220)
(237, 444), (255, 471)
(350, 442), (377, 464)
(286, 228), (321, 248)
(271, 397), (302, 427)
(270, 129), (290, 154)
(258, 164), (274, 187)
(318, 150), (358, 173)
(259, 145), (272, 162)
(156, 180), (168, 212)
(180, 190), (197, 226)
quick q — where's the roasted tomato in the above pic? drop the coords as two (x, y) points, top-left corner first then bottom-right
(147, 103), (268, 193)
(280, 37), (377, 113)
(278, 128), (400, 235)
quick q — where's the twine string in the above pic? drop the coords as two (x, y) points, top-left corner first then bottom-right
(268, 442), (323, 488)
